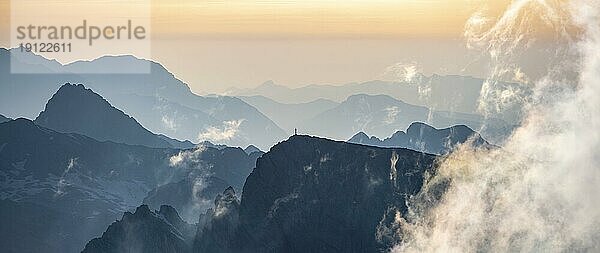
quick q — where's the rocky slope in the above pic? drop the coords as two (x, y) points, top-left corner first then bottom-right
(193, 135), (437, 253)
(300, 94), (512, 144)
(82, 205), (195, 253)
(0, 119), (257, 253)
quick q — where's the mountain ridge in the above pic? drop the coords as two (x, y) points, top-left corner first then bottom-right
(348, 122), (489, 154)
(1, 48), (286, 149)
(34, 83), (194, 149)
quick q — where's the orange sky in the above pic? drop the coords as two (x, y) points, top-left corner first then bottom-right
(1, 0), (530, 93)
(1, 0), (513, 41)
(151, 0), (504, 39)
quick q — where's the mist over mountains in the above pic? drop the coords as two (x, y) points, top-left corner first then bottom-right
(0, 116), (257, 252)
(1, 48), (285, 150)
(1, 48), (518, 148)
(349, 122), (489, 155)
(299, 94), (511, 144)
(228, 77), (528, 124)
(0, 48), (518, 253)
(83, 135), (438, 253)
(238, 95), (339, 133)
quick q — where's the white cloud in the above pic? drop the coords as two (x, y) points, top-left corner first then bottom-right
(384, 106), (400, 124)
(161, 115), (178, 131)
(169, 145), (207, 167)
(198, 119), (244, 142)
(381, 62), (421, 83)
(394, 1), (600, 252)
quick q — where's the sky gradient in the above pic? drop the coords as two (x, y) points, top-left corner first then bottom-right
(1, 0), (520, 93)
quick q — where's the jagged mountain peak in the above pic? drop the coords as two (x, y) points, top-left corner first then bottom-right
(34, 83), (192, 149)
(192, 134), (437, 253)
(83, 204), (194, 253)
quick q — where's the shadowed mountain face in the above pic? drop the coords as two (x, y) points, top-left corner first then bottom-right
(194, 135), (437, 253)
(0, 118), (178, 253)
(34, 83), (193, 149)
(142, 145), (260, 223)
(0, 114), (10, 123)
(82, 205), (195, 253)
(0, 119), (258, 253)
(300, 94), (512, 144)
(143, 176), (230, 223)
(349, 122), (489, 155)
(0, 49), (286, 150)
(84, 135), (437, 253)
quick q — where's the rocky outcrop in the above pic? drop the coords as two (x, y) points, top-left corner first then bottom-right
(82, 205), (194, 253)
(194, 135), (437, 253)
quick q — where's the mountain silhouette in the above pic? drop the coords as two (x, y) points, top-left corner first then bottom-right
(1, 48), (286, 149)
(228, 77), (528, 124)
(34, 83), (193, 149)
(238, 95), (339, 133)
(300, 94), (512, 144)
(193, 135), (437, 252)
(349, 122), (489, 154)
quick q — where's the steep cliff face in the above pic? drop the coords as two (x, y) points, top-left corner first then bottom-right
(195, 135), (437, 253)
(194, 187), (241, 253)
(0, 119), (257, 253)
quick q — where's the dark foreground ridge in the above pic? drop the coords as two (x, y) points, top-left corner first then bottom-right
(86, 135), (438, 253)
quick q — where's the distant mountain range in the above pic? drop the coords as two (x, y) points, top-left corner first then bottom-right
(297, 94), (512, 144)
(1, 48), (522, 149)
(1, 48), (286, 149)
(349, 122), (489, 155)
(0, 118), (258, 253)
(35, 83), (193, 149)
(227, 77), (529, 124)
(85, 135), (437, 253)
(238, 95), (339, 133)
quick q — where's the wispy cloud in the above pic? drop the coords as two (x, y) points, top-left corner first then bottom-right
(394, 1), (600, 252)
(198, 119), (244, 143)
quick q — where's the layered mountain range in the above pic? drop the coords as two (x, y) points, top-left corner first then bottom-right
(0, 48), (513, 253)
(228, 78), (529, 124)
(348, 122), (489, 155)
(0, 84), (261, 252)
(1, 48), (285, 149)
(297, 94), (511, 144)
(2, 48), (520, 148)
